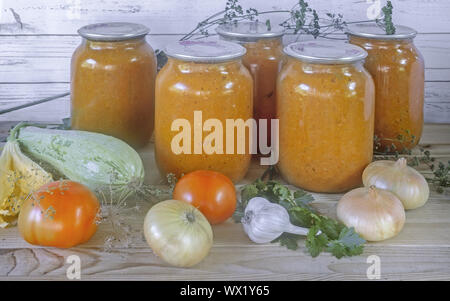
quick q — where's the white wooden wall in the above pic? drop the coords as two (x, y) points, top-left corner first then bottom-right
(0, 0), (449, 123)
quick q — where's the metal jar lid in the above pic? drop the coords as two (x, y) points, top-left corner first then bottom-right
(78, 22), (149, 41)
(216, 21), (285, 42)
(346, 23), (417, 40)
(164, 40), (247, 63)
(283, 41), (367, 64)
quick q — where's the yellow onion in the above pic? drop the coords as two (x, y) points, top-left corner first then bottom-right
(362, 158), (429, 210)
(143, 199), (213, 267)
(337, 186), (405, 241)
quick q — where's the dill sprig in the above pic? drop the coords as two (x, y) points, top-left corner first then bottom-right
(97, 172), (178, 251)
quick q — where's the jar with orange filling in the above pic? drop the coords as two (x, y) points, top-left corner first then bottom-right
(277, 41), (375, 193)
(347, 24), (424, 151)
(216, 22), (284, 154)
(155, 41), (253, 182)
(71, 22), (157, 148)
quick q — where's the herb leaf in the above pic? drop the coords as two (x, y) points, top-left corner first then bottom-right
(327, 227), (365, 258)
(305, 226), (329, 257)
(273, 233), (302, 251)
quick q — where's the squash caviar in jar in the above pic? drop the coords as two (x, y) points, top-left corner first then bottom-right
(216, 22), (284, 155)
(155, 40), (253, 182)
(277, 41), (375, 193)
(347, 24), (424, 151)
(71, 22), (157, 148)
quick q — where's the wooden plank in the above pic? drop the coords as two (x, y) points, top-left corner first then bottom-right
(0, 189), (448, 251)
(420, 124), (450, 145)
(0, 94), (70, 123)
(0, 98), (448, 124)
(0, 245), (449, 280)
(1, 34), (450, 81)
(424, 102), (450, 124)
(0, 122), (448, 280)
(1, 0), (449, 35)
(0, 83), (69, 103)
(1, 96), (448, 124)
(4, 59), (445, 82)
(1, 82), (448, 124)
(2, 33), (450, 68)
(0, 34), (181, 57)
(0, 166), (448, 280)
(426, 69), (450, 82)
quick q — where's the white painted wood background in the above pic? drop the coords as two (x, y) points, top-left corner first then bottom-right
(0, 0), (449, 123)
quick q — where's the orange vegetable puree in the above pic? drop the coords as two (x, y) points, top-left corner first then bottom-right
(277, 58), (375, 193)
(349, 36), (424, 151)
(242, 38), (283, 148)
(155, 58), (253, 182)
(71, 38), (156, 148)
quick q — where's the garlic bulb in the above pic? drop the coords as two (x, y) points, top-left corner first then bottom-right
(363, 158), (429, 210)
(337, 186), (405, 242)
(242, 197), (309, 243)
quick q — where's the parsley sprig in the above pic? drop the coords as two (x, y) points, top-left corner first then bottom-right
(235, 179), (365, 259)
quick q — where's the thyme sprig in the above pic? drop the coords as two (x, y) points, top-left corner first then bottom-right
(181, 0), (395, 41)
(258, 130), (449, 195)
(377, 0), (396, 35)
(374, 133), (449, 194)
(180, 0), (289, 41)
(156, 0), (396, 69)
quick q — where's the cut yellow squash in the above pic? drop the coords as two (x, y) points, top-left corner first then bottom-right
(0, 137), (52, 228)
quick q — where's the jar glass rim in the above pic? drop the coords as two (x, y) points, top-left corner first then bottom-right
(78, 22), (149, 42)
(283, 41), (367, 64)
(346, 23), (417, 40)
(164, 40), (246, 63)
(216, 21), (285, 42)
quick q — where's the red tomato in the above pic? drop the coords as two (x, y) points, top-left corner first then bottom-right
(18, 180), (100, 248)
(173, 170), (236, 224)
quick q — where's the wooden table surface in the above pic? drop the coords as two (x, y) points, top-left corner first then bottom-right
(0, 122), (449, 281)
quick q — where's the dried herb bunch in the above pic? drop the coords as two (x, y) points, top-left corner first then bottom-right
(182, 0), (395, 40)
(156, 0), (396, 69)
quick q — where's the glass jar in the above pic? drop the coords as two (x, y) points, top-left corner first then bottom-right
(347, 24), (424, 152)
(277, 41), (375, 193)
(216, 22), (284, 154)
(155, 40), (253, 182)
(71, 22), (157, 148)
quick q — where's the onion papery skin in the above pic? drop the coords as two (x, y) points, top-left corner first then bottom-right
(337, 186), (406, 242)
(362, 158), (429, 210)
(143, 200), (213, 267)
